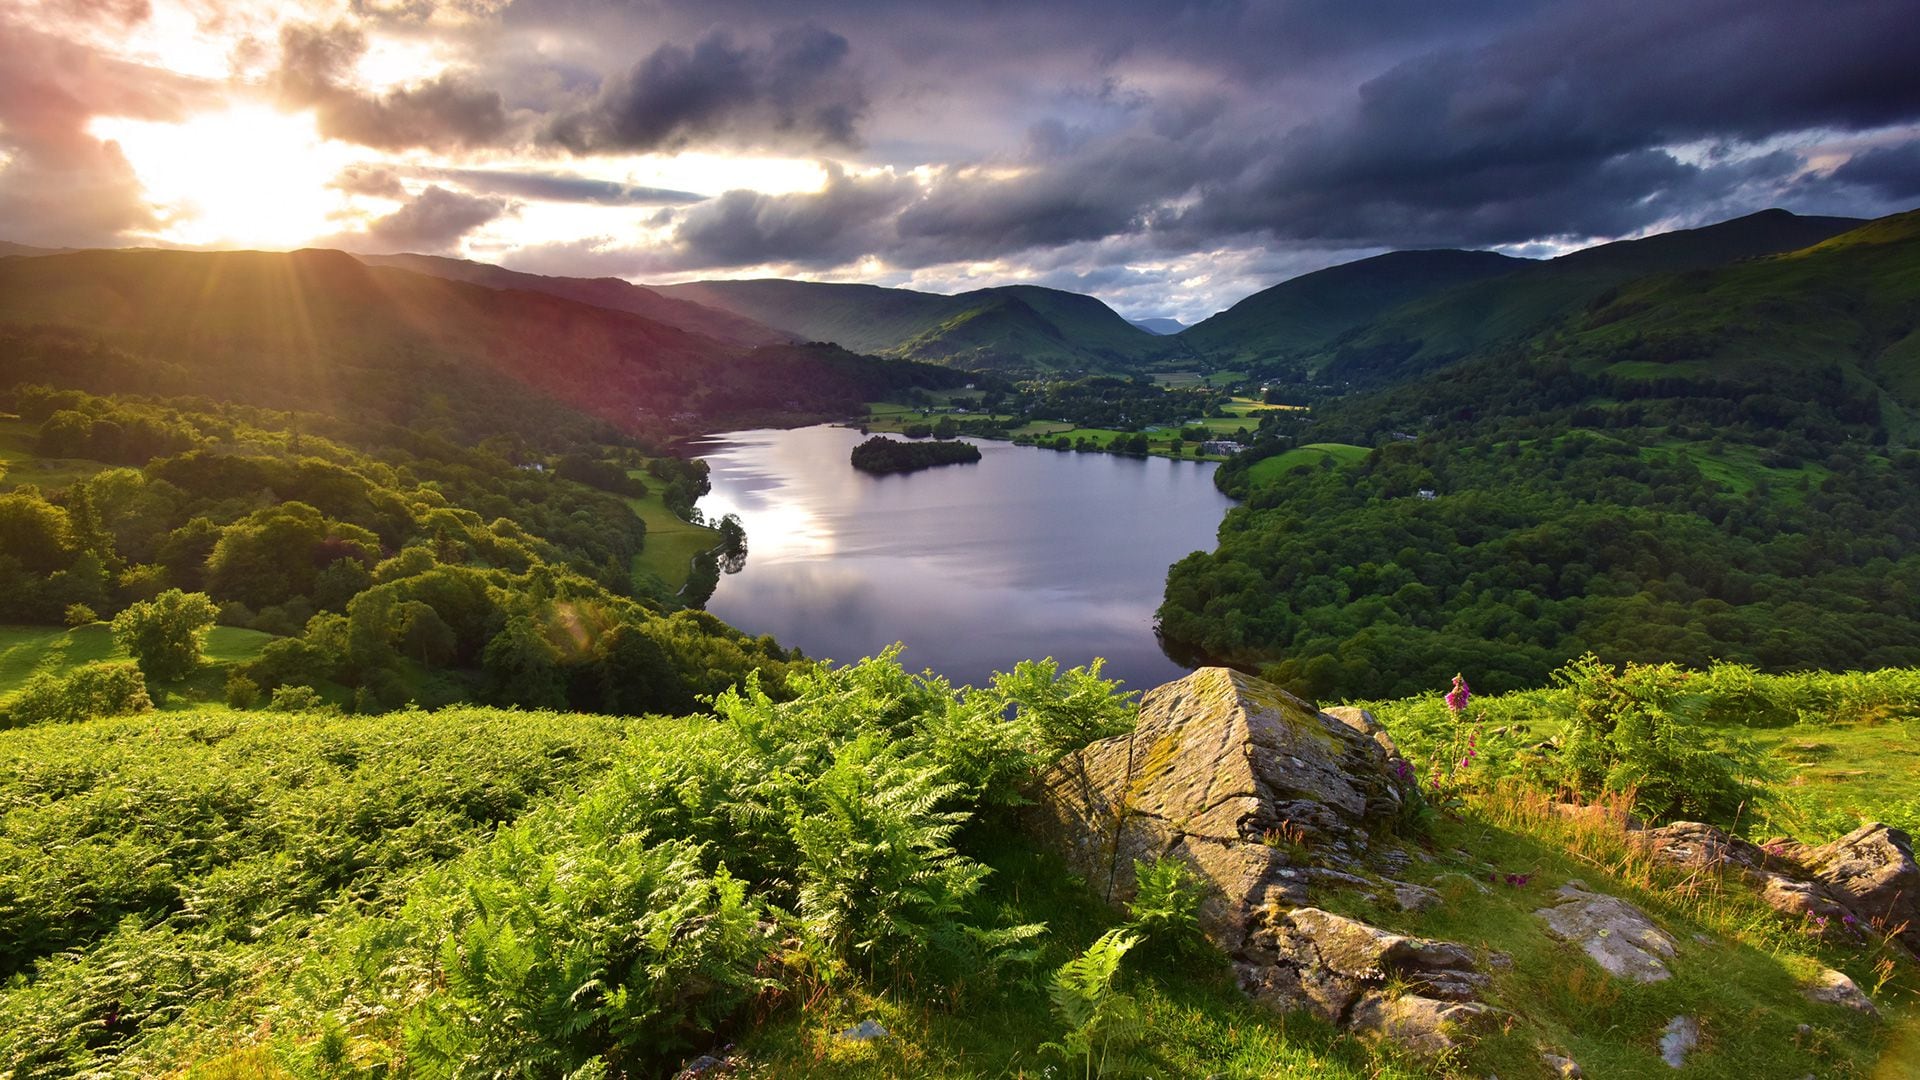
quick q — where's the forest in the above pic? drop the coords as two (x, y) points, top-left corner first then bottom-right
(849, 435), (983, 474)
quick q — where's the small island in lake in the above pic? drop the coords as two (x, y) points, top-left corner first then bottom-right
(850, 434), (983, 474)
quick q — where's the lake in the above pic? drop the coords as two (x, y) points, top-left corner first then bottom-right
(692, 425), (1236, 692)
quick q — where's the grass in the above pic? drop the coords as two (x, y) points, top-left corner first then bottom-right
(0, 622), (273, 707)
(0, 416), (106, 492)
(1245, 443), (1372, 485)
(625, 471), (721, 592)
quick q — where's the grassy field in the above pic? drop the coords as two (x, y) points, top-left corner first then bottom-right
(0, 416), (107, 492)
(863, 395), (1286, 461)
(0, 623), (274, 705)
(1245, 442), (1372, 484)
(625, 475), (721, 592)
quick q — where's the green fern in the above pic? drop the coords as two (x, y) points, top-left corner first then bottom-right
(1041, 929), (1147, 1079)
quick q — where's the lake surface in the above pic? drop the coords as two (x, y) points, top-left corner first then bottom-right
(692, 425), (1236, 691)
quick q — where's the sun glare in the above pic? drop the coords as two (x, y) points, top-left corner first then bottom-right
(90, 105), (364, 249)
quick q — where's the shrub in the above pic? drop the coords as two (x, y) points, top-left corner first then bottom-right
(1041, 929), (1146, 1078)
(110, 588), (218, 683)
(268, 685), (328, 713)
(1554, 654), (1776, 827)
(62, 603), (97, 627)
(1125, 857), (1207, 954)
(4, 660), (152, 728)
(223, 672), (259, 709)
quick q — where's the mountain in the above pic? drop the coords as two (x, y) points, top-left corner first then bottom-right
(1178, 249), (1526, 368)
(1159, 208), (1920, 700)
(656, 278), (1191, 372)
(354, 252), (793, 348)
(0, 241), (68, 258)
(1192, 209), (1865, 388)
(0, 248), (959, 437)
(1128, 317), (1185, 335)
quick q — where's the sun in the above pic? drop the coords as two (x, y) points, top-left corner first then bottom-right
(89, 104), (369, 249)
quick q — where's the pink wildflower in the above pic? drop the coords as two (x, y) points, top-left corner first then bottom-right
(1445, 673), (1471, 716)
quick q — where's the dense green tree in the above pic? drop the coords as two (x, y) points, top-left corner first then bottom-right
(110, 589), (219, 683)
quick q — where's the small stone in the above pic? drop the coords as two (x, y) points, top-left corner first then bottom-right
(1804, 968), (1878, 1016)
(1541, 1052), (1584, 1078)
(836, 1019), (888, 1041)
(1535, 884), (1676, 983)
(1660, 1016), (1699, 1069)
(674, 1055), (727, 1079)
(1389, 880), (1444, 912)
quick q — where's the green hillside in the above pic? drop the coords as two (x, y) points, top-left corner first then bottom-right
(0, 249), (961, 442)
(1178, 249), (1525, 367)
(1184, 209), (1866, 390)
(355, 252), (793, 348)
(1159, 208), (1920, 702)
(659, 278), (1189, 372)
(1308, 209), (1867, 389)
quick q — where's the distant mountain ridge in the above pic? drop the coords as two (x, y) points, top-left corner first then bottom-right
(656, 278), (1192, 372)
(353, 252), (793, 348)
(0, 247), (959, 434)
(1180, 209), (1868, 384)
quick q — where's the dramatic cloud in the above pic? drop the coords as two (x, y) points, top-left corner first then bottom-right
(542, 26), (866, 154)
(348, 184), (513, 252)
(276, 21), (512, 151)
(0, 16), (215, 245)
(4, 0), (1920, 317)
(427, 168), (704, 205)
(669, 164), (915, 269)
(1829, 140), (1920, 203)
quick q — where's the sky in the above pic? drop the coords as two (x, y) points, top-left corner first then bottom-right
(3, 0), (1918, 324)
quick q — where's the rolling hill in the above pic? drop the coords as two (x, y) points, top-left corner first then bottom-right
(1188, 209), (1866, 388)
(1176, 249), (1526, 368)
(0, 248), (959, 438)
(354, 252), (793, 348)
(657, 278), (1191, 372)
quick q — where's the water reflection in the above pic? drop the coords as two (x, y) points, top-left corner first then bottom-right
(694, 426), (1236, 690)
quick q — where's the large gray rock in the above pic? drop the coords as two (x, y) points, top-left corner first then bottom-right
(1029, 668), (1493, 1056)
(1028, 666), (1410, 951)
(1637, 820), (1917, 951)
(1535, 883), (1677, 983)
(1804, 824), (1920, 946)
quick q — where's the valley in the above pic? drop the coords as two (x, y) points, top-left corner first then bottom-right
(2, 205), (1920, 1079)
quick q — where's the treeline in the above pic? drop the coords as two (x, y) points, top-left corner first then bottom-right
(850, 435), (982, 474)
(0, 383), (795, 715)
(1160, 352), (1920, 701)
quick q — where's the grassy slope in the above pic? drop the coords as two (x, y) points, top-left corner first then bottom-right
(625, 481), (721, 592)
(4, 666), (1918, 1077)
(0, 623), (273, 705)
(1560, 209), (1920, 431)
(1179, 249), (1528, 366)
(354, 252), (793, 348)
(0, 416), (105, 492)
(1245, 442), (1372, 485)
(1270, 210), (1868, 384)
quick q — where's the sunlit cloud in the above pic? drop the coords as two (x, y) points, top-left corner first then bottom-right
(91, 104), (364, 247)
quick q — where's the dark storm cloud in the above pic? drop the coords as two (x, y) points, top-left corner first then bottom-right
(540, 26), (866, 154)
(276, 21), (512, 151)
(351, 184), (513, 252)
(668, 164), (915, 269)
(428, 168), (705, 205)
(1828, 141), (1920, 203)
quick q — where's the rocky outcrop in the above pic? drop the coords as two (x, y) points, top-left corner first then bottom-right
(1029, 666), (1411, 948)
(1535, 882), (1678, 983)
(1636, 820), (1919, 951)
(1029, 667), (1495, 1055)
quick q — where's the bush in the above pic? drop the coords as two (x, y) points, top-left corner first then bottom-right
(3, 660), (152, 728)
(1553, 654), (1776, 827)
(268, 685), (328, 713)
(223, 672), (259, 709)
(62, 603), (97, 627)
(110, 588), (218, 683)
